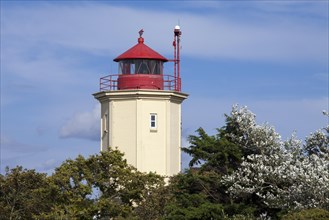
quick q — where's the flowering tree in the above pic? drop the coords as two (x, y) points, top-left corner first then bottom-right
(224, 105), (282, 156)
(221, 106), (329, 212)
(304, 127), (329, 159)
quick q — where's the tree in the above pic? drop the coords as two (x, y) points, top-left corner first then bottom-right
(183, 105), (329, 218)
(133, 181), (170, 220)
(37, 148), (164, 219)
(183, 105), (282, 176)
(221, 109), (329, 216)
(41, 155), (96, 219)
(0, 149), (164, 220)
(86, 150), (163, 219)
(0, 166), (50, 220)
(163, 170), (226, 220)
(184, 127), (242, 175)
(304, 122), (329, 159)
(223, 105), (282, 157)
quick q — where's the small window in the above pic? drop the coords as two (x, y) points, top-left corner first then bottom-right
(103, 113), (108, 133)
(150, 113), (157, 130)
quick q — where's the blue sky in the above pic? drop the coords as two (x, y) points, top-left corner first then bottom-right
(1, 1), (328, 174)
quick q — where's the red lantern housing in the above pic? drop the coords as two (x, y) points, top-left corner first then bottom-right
(99, 28), (181, 92)
(114, 35), (168, 90)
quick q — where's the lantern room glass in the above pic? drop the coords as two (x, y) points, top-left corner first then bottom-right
(119, 59), (163, 75)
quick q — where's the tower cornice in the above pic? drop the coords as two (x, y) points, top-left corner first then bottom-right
(93, 89), (188, 103)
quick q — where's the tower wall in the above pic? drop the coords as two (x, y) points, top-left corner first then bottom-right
(94, 90), (188, 176)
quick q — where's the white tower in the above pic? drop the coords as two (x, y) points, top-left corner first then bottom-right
(93, 27), (188, 176)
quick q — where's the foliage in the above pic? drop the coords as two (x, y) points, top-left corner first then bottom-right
(281, 208), (329, 220)
(0, 166), (49, 220)
(164, 202), (225, 220)
(220, 106), (329, 217)
(182, 105), (329, 218)
(224, 106), (282, 156)
(222, 122), (329, 214)
(44, 149), (164, 219)
(183, 105), (282, 176)
(0, 149), (164, 220)
(304, 126), (329, 159)
(184, 127), (242, 174)
(160, 169), (259, 219)
(133, 181), (170, 220)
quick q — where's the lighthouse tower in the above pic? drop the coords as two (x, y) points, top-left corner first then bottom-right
(93, 27), (188, 176)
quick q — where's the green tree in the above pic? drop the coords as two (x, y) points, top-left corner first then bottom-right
(0, 166), (49, 220)
(42, 155), (96, 219)
(163, 169), (256, 220)
(184, 127), (242, 174)
(134, 181), (170, 220)
(87, 150), (163, 219)
(162, 171), (224, 220)
(38, 148), (164, 219)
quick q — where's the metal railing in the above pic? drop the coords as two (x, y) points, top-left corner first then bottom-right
(99, 74), (181, 92)
(100, 75), (118, 91)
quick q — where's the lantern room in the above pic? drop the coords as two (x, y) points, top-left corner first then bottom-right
(100, 28), (181, 92)
(113, 30), (168, 90)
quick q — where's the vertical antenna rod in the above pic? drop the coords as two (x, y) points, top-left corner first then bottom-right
(174, 25), (182, 91)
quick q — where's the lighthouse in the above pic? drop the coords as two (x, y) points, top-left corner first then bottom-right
(93, 27), (188, 176)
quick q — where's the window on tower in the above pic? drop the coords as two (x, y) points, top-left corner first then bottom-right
(150, 113), (157, 130)
(102, 113), (108, 133)
(119, 60), (163, 75)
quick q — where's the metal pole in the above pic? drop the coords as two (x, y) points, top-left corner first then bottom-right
(173, 36), (177, 91)
(177, 33), (181, 91)
(174, 25), (181, 91)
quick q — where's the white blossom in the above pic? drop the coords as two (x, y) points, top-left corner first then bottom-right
(221, 106), (329, 210)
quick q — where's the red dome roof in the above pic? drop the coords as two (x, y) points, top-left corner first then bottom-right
(113, 37), (168, 62)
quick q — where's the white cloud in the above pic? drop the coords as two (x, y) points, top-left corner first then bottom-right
(184, 1), (328, 18)
(37, 159), (59, 174)
(0, 135), (50, 173)
(2, 2), (327, 65)
(59, 104), (100, 141)
(0, 135), (47, 153)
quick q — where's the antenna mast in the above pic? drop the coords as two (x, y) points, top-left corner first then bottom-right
(173, 25), (182, 91)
